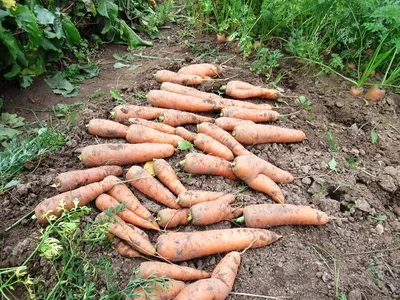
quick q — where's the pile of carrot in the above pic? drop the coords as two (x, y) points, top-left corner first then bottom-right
(30, 62), (332, 300)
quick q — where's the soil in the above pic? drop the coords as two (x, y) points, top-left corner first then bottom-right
(1, 23), (400, 300)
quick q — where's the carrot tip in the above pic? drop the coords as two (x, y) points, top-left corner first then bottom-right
(187, 214), (192, 222)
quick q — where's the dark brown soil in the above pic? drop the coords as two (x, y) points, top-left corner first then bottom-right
(1, 24), (400, 300)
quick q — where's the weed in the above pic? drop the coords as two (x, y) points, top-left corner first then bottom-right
(307, 113), (316, 121)
(368, 215), (387, 222)
(313, 187), (326, 198)
(88, 91), (104, 99)
(326, 131), (338, 152)
(367, 259), (381, 285)
(0, 112), (25, 146)
(328, 156), (338, 173)
(296, 96), (312, 111)
(347, 156), (358, 168)
(110, 88), (128, 105)
(250, 47), (283, 78)
(185, 173), (193, 184)
(177, 140), (194, 151)
(237, 184), (248, 192)
(370, 128), (380, 144)
(185, 41), (232, 62)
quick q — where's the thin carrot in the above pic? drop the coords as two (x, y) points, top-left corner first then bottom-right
(80, 143), (175, 167)
(87, 119), (128, 138)
(221, 106), (280, 122)
(178, 63), (223, 78)
(176, 190), (225, 207)
(133, 280), (186, 300)
(245, 173), (285, 204)
(137, 261), (211, 281)
(225, 80), (281, 99)
(194, 133), (234, 161)
(126, 166), (180, 209)
(211, 251), (241, 292)
(174, 127), (196, 141)
(158, 110), (214, 127)
(154, 70), (203, 85)
(34, 176), (118, 223)
(111, 237), (141, 258)
(156, 228), (281, 261)
(128, 118), (175, 134)
(156, 208), (190, 228)
(180, 153), (237, 180)
(214, 117), (254, 131)
(126, 124), (183, 147)
(153, 159), (187, 196)
(174, 278), (229, 300)
(110, 105), (165, 122)
(54, 165), (122, 192)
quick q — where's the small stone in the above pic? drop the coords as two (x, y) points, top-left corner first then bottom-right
(349, 123), (358, 135)
(316, 271), (323, 278)
(302, 177), (312, 185)
(208, 257), (216, 265)
(393, 206), (400, 217)
(307, 181), (322, 195)
(336, 101), (344, 108)
(321, 272), (331, 283)
(66, 139), (78, 148)
(388, 283), (397, 293)
(314, 197), (340, 214)
(15, 183), (29, 196)
(300, 165), (312, 174)
(376, 224), (384, 235)
(3, 200), (10, 206)
(354, 199), (374, 214)
(350, 148), (359, 155)
(348, 289), (362, 300)
(359, 149), (366, 155)
(378, 174), (397, 193)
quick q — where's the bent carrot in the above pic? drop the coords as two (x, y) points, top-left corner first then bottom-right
(35, 176), (118, 223)
(180, 153), (237, 180)
(128, 118), (175, 134)
(156, 228), (281, 261)
(157, 208), (190, 228)
(221, 106), (280, 122)
(174, 127), (196, 141)
(158, 110), (214, 127)
(226, 80), (281, 99)
(197, 122), (251, 156)
(126, 166), (180, 209)
(110, 105), (165, 122)
(154, 70), (203, 85)
(215, 117), (254, 131)
(55, 165), (122, 192)
(137, 261), (211, 281)
(87, 119), (128, 138)
(112, 237), (141, 258)
(153, 159), (187, 196)
(126, 124), (183, 147)
(246, 173), (285, 204)
(174, 278), (229, 300)
(194, 133), (234, 161)
(133, 280), (186, 300)
(212, 251), (241, 290)
(178, 63), (223, 78)
(177, 190), (225, 207)
(80, 143), (175, 167)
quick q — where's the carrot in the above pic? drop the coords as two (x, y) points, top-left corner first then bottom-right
(178, 63), (223, 78)
(212, 251), (241, 292)
(111, 237), (141, 258)
(110, 105), (165, 122)
(128, 118), (175, 134)
(96, 212), (156, 255)
(133, 280), (186, 300)
(154, 70), (203, 85)
(137, 261), (211, 281)
(86, 119), (128, 138)
(126, 124), (183, 147)
(95, 194), (160, 231)
(246, 173), (285, 204)
(158, 110), (214, 127)
(147, 90), (221, 112)
(232, 123), (306, 144)
(80, 143), (175, 167)
(180, 153), (237, 180)
(365, 86), (385, 101)
(235, 204), (330, 228)
(350, 86), (364, 97)
(194, 133), (234, 161)
(174, 127), (196, 142)
(34, 175), (118, 223)
(153, 159), (187, 196)
(54, 165), (122, 192)
(197, 122), (251, 156)
(215, 117), (254, 131)
(189, 194), (237, 225)
(174, 278), (229, 300)
(221, 106), (280, 122)
(126, 166), (180, 209)
(225, 80), (281, 99)
(156, 228), (281, 261)
(177, 190), (225, 207)
(157, 208), (190, 228)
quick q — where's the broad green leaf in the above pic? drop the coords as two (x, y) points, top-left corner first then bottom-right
(62, 18), (81, 45)
(117, 19), (152, 50)
(0, 98), (3, 110)
(43, 18), (64, 39)
(0, 127), (23, 140)
(371, 129), (379, 144)
(0, 23), (28, 67)
(328, 157), (337, 172)
(373, 215), (387, 221)
(82, 0), (97, 16)
(4, 180), (20, 190)
(34, 6), (55, 25)
(97, 0), (118, 19)
(1, 113), (25, 128)
(128, 65), (141, 71)
(177, 140), (193, 151)
(11, 5), (42, 49)
(45, 72), (79, 97)
(113, 62), (130, 69)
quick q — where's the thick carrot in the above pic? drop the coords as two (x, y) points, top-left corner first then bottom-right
(180, 153), (237, 180)
(211, 251), (241, 294)
(197, 122), (251, 156)
(246, 174), (285, 204)
(80, 143), (175, 167)
(54, 165), (122, 192)
(157, 208), (190, 228)
(194, 133), (234, 161)
(158, 110), (214, 127)
(126, 166), (180, 209)
(128, 118), (175, 134)
(156, 228), (281, 261)
(87, 119), (128, 138)
(225, 80), (281, 99)
(174, 278), (229, 300)
(174, 127), (196, 141)
(95, 194), (160, 231)
(214, 117), (254, 131)
(189, 194), (237, 225)
(154, 70), (203, 85)
(133, 280), (186, 300)
(177, 190), (225, 207)
(111, 237), (141, 258)
(35, 176), (118, 223)
(137, 261), (211, 281)
(126, 124), (183, 147)
(236, 204), (330, 227)
(221, 106), (280, 122)
(153, 159), (187, 196)
(178, 63), (223, 78)
(147, 90), (221, 112)
(110, 105), (165, 122)
(232, 123), (306, 144)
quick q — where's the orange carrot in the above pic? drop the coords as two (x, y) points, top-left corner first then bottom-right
(35, 176), (118, 223)
(137, 261), (211, 281)
(197, 122), (251, 156)
(232, 123), (306, 144)
(147, 90), (222, 112)
(157, 208), (190, 228)
(54, 165), (122, 192)
(225, 80), (281, 99)
(128, 118), (175, 134)
(80, 143), (175, 167)
(133, 280), (186, 300)
(153, 159), (187, 196)
(214, 117), (254, 131)
(156, 228), (281, 261)
(87, 119), (128, 138)
(180, 153), (237, 180)
(235, 204), (330, 227)
(95, 194), (160, 231)
(211, 251), (241, 292)
(174, 278), (229, 300)
(177, 190), (225, 207)
(194, 133), (234, 161)
(126, 124), (183, 147)
(158, 110), (214, 127)
(246, 173), (285, 204)
(154, 70), (203, 85)
(126, 166), (180, 209)
(111, 237), (141, 258)
(110, 105), (165, 122)
(174, 127), (196, 142)
(178, 63), (223, 78)
(221, 106), (280, 122)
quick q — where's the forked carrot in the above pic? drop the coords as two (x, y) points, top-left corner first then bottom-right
(176, 190), (225, 207)
(178, 63), (223, 78)
(156, 208), (190, 228)
(174, 127), (196, 141)
(154, 70), (203, 85)
(211, 251), (241, 291)
(221, 106), (280, 122)
(158, 110), (214, 127)
(153, 159), (187, 196)
(128, 118), (175, 134)
(126, 124), (183, 147)
(110, 105), (165, 122)
(214, 117), (254, 131)
(87, 119), (128, 138)
(111, 237), (141, 258)
(225, 80), (281, 99)
(194, 133), (234, 161)
(174, 278), (229, 300)
(133, 280), (186, 300)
